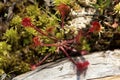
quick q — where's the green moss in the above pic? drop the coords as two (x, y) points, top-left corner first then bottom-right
(3, 28), (19, 46)
(0, 41), (11, 55)
(114, 2), (120, 15)
(10, 15), (22, 26)
(26, 5), (41, 16)
(0, 55), (30, 76)
(54, 0), (73, 6)
(25, 27), (38, 36)
(92, 0), (110, 15)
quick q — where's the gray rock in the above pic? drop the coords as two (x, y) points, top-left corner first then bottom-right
(13, 49), (120, 80)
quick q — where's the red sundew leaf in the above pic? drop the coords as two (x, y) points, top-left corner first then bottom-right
(89, 21), (101, 33)
(57, 4), (70, 18)
(76, 61), (89, 71)
(33, 36), (41, 47)
(46, 27), (54, 33)
(22, 17), (33, 27)
(57, 4), (70, 28)
(30, 64), (37, 70)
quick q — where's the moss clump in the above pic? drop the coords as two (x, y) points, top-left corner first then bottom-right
(114, 2), (120, 14)
(10, 15), (22, 26)
(53, 0), (73, 6)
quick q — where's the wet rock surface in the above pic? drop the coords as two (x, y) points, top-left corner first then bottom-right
(13, 49), (120, 80)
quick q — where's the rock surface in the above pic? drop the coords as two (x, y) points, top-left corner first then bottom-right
(13, 49), (120, 80)
(94, 75), (120, 80)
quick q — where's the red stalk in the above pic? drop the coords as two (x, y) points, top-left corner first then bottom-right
(35, 53), (51, 67)
(60, 47), (76, 64)
(61, 16), (65, 28)
(40, 39), (74, 47)
(33, 26), (57, 41)
(57, 4), (70, 28)
(33, 26), (48, 36)
(31, 53), (52, 70)
(41, 43), (58, 47)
